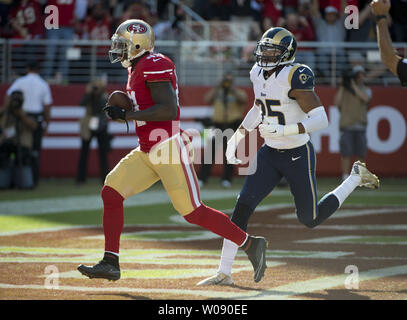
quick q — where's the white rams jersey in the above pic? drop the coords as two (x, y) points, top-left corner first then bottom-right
(250, 62), (315, 149)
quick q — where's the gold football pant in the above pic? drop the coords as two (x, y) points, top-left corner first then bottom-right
(104, 132), (201, 215)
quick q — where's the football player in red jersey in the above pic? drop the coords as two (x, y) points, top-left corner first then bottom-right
(8, 0), (44, 39)
(77, 19), (268, 283)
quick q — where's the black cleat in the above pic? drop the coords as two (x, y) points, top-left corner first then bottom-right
(244, 236), (268, 283)
(77, 260), (121, 281)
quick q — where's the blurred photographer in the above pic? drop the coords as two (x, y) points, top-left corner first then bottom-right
(334, 65), (372, 181)
(76, 77), (111, 185)
(198, 73), (247, 188)
(5, 60), (53, 187)
(0, 90), (37, 189)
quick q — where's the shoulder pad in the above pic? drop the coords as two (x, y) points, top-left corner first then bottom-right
(288, 64), (315, 90)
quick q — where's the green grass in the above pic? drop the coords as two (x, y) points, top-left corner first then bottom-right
(0, 177), (406, 234)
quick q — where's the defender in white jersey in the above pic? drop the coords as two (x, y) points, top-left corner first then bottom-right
(197, 27), (380, 286)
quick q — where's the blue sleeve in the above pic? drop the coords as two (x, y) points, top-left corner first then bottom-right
(290, 65), (315, 90)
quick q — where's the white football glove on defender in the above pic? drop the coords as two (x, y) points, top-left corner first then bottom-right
(225, 130), (245, 164)
(258, 123), (298, 139)
(258, 106), (329, 139)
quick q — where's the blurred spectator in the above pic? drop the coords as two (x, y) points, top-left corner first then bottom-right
(261, 0), (284, 31)
(0, 0), (12, 29)
(347, 0), (376, 42)
(157, 0), (171, 19)
(230, 0), (256, 20)
(241, 25), (262, 62)
(118, 1), (157, 26)
(153, 4), (186, 40)
(7, 0), (44, 39)
(389, 0), (407, 42)
(76, 78), (110, 185)
(311, 0), (347, 77)
(82, 3), (112, 70)
(43, 0), (83, 83)
(298, 0), (314, 24)
(0, 90), (37, 189)
(2, 60), (52, 188)
(198, 73), (247, 188)
(196, 0), (232, 21)
(334, 65), (371, 181)
(83, 3), (112, 40)
(279, 10), (316, 69)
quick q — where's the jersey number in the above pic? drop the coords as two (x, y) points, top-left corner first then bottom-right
(255, 99), (286, 125)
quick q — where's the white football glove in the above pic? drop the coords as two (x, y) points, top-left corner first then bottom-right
(259, 123), (284, 139)
(225, 130), (245, 165)
(258, 122), (299, 139)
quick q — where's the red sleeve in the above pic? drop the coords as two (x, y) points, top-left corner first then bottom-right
(142, 56), (175, 83)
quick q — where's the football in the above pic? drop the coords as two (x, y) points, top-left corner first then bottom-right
(107, 90), (133, 111)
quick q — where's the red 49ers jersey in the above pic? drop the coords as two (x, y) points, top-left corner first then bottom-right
(47, 0), (76, 27)
(9, 0), (44, 39)
(126, 52), (181, 153)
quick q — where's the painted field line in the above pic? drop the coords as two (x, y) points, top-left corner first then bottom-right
(0, 223), (197, 237)
(0, 250), (351, 264)
(280, 207), (407, 220)
(52, 262), (285, 280)
(0, 283), (260, 299)
(85, 230), (219, 242)
(243, 264), (407, 300)
(0, 189), (241, 216)
(297, 235), (407, 245)
(2, 190), (406, 216)
(249, 223), (407, 231)
(1, 264), (406, 299)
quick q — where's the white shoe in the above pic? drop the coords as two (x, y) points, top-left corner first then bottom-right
(196, 272), (234, 286)
(221, 180), (231, 188)
(351, 161), (380, 189)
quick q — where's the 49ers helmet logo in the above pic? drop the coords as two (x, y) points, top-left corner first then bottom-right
(127, 23), (147, 34)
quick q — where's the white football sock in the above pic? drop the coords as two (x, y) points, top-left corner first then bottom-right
(218, 239), (239, 276)
(331, 174), (361, 207)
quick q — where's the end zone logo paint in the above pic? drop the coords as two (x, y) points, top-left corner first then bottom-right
(127, 23), (147, 34)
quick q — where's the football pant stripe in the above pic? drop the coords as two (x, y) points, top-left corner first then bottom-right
(305, 142), (317, 220)
(177, 136), (201, 209)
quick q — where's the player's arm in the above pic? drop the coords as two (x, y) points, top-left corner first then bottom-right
(225, 103), (262, 164)
(370, 0), (401, 77)
(259, 65), (328, 138)
(290, 90), (328, 134)
(125, 81), (178, 121)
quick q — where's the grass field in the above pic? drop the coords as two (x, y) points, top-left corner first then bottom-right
(1, 176), (407, 301)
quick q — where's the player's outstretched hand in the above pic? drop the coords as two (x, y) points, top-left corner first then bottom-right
(370, 0), (391, 16)
(225, 130), (245, 165)
(226, 142), (242, 165)
(103, 105), (127, 121)
(259, 123), (284, 139)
